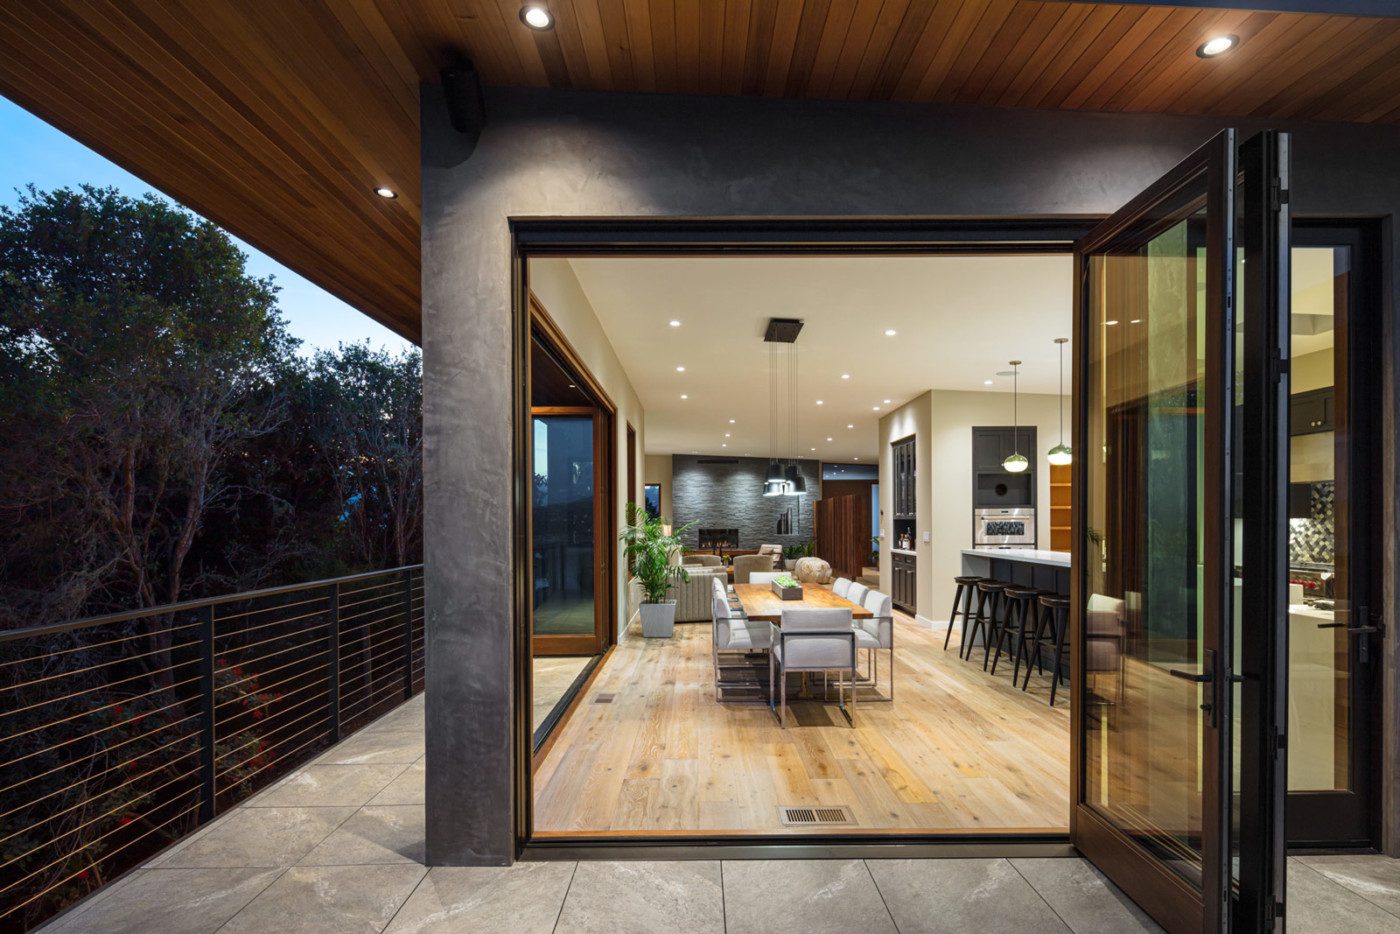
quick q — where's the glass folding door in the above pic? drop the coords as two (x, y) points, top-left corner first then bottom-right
(1073, 130), (1290, 932)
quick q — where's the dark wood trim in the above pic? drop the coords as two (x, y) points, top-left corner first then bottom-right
(1074, 804), (1203, 934)
(530, 293), (618, 415)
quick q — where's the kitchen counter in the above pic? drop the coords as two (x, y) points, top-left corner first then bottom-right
(890, 548), (918, 556)
(960, 548), (1071, 569)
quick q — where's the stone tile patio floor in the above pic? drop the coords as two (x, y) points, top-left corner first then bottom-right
(41, 691), (1400, 933)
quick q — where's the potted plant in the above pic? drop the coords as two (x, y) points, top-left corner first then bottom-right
(620, 503), (694, 638)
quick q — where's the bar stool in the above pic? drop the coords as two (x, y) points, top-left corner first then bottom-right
(992, 586), (1042, 679)
(1023, 594), (1071, 707)
(943, 576), (984, 654)
(965, 580), (1007, 665)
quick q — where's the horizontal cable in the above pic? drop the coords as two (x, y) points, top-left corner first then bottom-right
(214, 638), (330, 694)
(219, 730), (325, 792)
(0, 799), (201, 918)
(337, 577), (403, 600)
(213, 684), (330, 760)
(0, 638), (201, 694)
(337, 589), (404, 616)
(0, 727), (200, 823)
(336, 597), (404, 626)
(0, 751), (201, 852)
(1, 655), (201, 721)
(340, 679), (407, 722)
(0, 621), (201, 671)
(213, 605), (330, 642)
(338, 671), (405, 715)
(337, 612), (404, 643)
(0, 693), (198, 772)
(212, 592), (328, 625)
(0, 711), (200, 798)
(1, 674), (200, 747)
(214, 653), (330, 704)
(216, 716), (326, 781)
(351, 636), (412, 671)
(213, 619), (329, 660)
(215, 675), (329, 736)
(214, 705), (328, 769)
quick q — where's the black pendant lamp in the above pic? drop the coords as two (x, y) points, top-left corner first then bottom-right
(763, 341), (788, 495)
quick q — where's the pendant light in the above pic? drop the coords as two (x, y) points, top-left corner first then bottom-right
(786, 342), (807, 495)
(1003, 360), (1029, 473)
(1047, 337), (1073, 466)
(763, 341), (787, 495)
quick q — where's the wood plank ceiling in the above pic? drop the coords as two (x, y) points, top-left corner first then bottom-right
(2, 1), (1398, 339)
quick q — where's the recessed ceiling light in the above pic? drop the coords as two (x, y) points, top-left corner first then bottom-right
(1105, 320), (1119, 326)
(854, 456), (860, 461)
(815, 400), (824, 406)
(676, 365), (686, 372)
(374, 187), (397, 199)
(1130, 319), (1142, 324)
(872, 406), (881, 411)
(847, 424), (854, 429)
(984, 379), (994, 386)
(724, 433), (731, 438)
(810, 447), (816, 452)
(728, 418), (736, 424)
(722, 443), (727, 448)
(1197, 34), (1238, 58)
(826, 437), (833, 442)
(520, 5), (554, 30)
(680, 394), (688, 400)
(884, 329), (897, 337)
(883, 399), (891, 405)
(840, 373), (851, 380)
(669, 319), (681, 327)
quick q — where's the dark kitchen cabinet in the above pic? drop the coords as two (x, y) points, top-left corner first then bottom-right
(890, 552), (916, 612)
(973, 427), (1038, 471)
(1290, 387), (1334, 436)
(892, 437), (916, 519)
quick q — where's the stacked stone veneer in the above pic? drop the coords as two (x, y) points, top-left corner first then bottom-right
(670, 454), (821, 549)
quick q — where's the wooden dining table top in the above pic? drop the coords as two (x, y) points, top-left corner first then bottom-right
(733, 582), (873, 622)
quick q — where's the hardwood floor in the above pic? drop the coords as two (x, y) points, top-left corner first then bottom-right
(533, 609), (1070, 835)
(532, 656), (592, 733)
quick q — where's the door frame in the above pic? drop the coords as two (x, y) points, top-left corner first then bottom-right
(508, 215), (1390, 873)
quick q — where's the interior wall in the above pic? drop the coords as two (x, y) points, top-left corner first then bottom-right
(878, 390), (1068, 622)
(643, 453), (672, 519)
(529, 259), (646, 640)
(670, 454), (821, 549)
(420, 83), (1400, 865)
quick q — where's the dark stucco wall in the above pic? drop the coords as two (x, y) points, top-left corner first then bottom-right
(421, 85), (1400, 864)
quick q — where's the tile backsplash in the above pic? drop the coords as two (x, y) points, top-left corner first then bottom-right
(1288, 480), (1335, 566)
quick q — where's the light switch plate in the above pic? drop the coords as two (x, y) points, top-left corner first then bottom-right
(922, 531), (930, 542)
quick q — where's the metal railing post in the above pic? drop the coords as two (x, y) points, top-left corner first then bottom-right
(402, 569), (414, 699)
(197, 604), (216, 823)
(328, 582), (341, 743)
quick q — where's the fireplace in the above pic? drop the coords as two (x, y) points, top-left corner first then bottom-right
(697, 527), (739, 550)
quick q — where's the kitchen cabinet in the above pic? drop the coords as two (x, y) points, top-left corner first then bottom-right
(890, 552), (916, 612)
(972, 427), (1038, 472)
(1290, 386), (1334, 436)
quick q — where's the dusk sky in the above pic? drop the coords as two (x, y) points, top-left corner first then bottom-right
(0, 97), (414, 355)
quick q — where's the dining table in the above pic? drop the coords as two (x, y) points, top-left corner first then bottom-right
(732, 582), (873, 623)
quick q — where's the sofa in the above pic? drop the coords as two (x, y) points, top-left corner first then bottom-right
(628, 565), (728, 624)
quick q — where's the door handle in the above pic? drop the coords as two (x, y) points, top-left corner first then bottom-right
(1319, 606), (1383, 664)
(1168, 648), (1219, 726)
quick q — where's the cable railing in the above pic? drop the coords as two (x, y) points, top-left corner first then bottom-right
(0, 564), (425, 931)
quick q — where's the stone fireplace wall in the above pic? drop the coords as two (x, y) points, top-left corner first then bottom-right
(670, 454), (821, 549)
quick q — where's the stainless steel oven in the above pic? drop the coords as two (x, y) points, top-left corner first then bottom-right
(974, 507), (1035, 548)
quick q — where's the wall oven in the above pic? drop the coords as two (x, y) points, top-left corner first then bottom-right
(974, 507), (1035, 548)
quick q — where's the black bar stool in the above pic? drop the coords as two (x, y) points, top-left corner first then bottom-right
(944, 576), (984, 654)
(992, 586), (1042, 678)
(1023, 594), (1071, 706)
(966, 580), (1007, 665)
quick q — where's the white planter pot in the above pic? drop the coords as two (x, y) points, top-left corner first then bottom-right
(784, 558), (797, 571)
(639, 601), (677, 638)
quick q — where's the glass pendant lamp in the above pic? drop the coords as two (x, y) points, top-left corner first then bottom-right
(1003, 360), (1029, 473)
(1047, 338), (1072, 466)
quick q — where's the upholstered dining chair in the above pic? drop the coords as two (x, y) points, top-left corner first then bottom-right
(855, 589), (895, 701)
(748, 571), (781, 585)
(831, 577), (852, 598)
(846, 581), (870, 606)
(769, 607), (858, 727)
(711, 580), (769, 702)
(731, 553), (774, 585)
(683, 553), (723, 567)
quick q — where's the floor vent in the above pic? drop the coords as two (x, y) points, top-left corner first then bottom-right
(592, 693), (615, 704)
(778, 805), (853, 826)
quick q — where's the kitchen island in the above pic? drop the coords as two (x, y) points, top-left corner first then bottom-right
(960, 548), (1071, 597)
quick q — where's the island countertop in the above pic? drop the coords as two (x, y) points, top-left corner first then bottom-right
(960, 548), (1071, 569)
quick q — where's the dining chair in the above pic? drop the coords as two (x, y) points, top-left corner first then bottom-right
(831, 577), (852, 598)
(855, 589), (895, 701)
(711, 584), (768, 702)
(846, 581), (870, 606)
(732, 553), (774, 585)
(748, 571), (781, 585)
(769, 607), (857, 727)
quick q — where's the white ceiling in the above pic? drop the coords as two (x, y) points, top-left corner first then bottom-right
(564, 255), (1074, 461)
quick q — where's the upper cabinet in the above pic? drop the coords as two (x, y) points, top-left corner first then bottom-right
(892, 436), (916, 519)
(972, 427), (1038, 473)
(1290, 386), (1334, 436)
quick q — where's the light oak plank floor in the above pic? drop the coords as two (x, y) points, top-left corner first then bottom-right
(533, 610), (1070, 835)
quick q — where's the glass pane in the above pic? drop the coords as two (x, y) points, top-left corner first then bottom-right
(532, 414), (596, 636)
(1286, 245), (1349, 792)
(1084, 208), (1210, 889)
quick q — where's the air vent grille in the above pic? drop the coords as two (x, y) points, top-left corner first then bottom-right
(778, 805), (853, 826)
(592, 693), (615, 704)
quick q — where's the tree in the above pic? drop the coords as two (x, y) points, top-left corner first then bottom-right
(0, 185), (294, 627)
